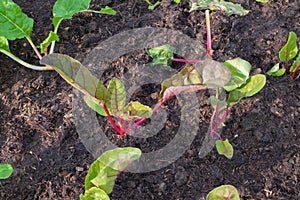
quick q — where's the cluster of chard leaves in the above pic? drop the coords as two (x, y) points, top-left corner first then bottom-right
(80, 147), (141, 200)
(0, 164), (13, 179)
(206, 185), (240, 200)
(40, 54), (152, 136)
(0, 0), (116, 71)
(267, 32), (300, 79)
(147, 45), (266, 159)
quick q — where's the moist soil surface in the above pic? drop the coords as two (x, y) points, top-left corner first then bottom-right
(1, 0), (300, 199)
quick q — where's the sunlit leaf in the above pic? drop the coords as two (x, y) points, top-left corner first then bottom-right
(256, 0), (269, 3)
(174, 0), (181, 3)
(223, 58), (251, 91)
(85, 148), (142, 194)
(0, 0), (33, 40)
(216, 139), (233, 159)
(279, 32), (298, 62)
(107, 78), (126, 115)
(125, 101), (152, 119)
(100, 6), (117, 15)
(0, 36), (10, 52)
(190, 0), (249, 16)
(40, 54), (108, 102)
(84, 95), (107, 116)
(40, 31), (59, 54)
(80, 187), (110, 200)
(146, 44), (175, 66)
(206, 185), (240, 200)
(202, 59), (232, 88)
(0, 164), (13, 179)
(290, 54), (300, 73)
(266, 63), (286, 76)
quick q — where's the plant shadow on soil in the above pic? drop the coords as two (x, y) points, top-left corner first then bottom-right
(0, 0), (300, 199)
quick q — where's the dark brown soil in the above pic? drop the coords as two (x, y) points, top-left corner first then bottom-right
(1, 0), (300, 199)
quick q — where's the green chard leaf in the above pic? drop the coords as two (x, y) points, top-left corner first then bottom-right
(40, 54), (108, 103)
(190, 0), (249, 16)
(80, 187), (110, 200)
(216, 139), (233, 159)
(0, 36), (10, 52)
(206, 185), (240, 200)
(0, 0), (34, 40)
(85, 148), (142, 194)
(84, 95), (108, 117)
(40, 31), (59, 54)
(290, 53), (300, 73)
(0, 164), (13, 179)
(100, 6), (117, 15)
(266, 63), (286, 76)
(146, 45), (176, 66)
(125, 101), (152, 119)
(256, 0), (269, 3)
(223, 58), (251, 91)
(174, 0), (181, 3)
(279, 32), (298, 62)
(106, 78), (126, 116)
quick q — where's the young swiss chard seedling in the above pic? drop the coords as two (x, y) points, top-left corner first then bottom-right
(80, 147), (141, 200)
(0, 164), (13, 179)
(206, 185), (240, 200)
(0, 0), (116, 70)
(147, 45), (266, 159)
(267, 32), (300, 79)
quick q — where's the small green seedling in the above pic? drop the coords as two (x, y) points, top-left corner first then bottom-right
(80, 147), (142, 200)
(267, 32), (300, 79)
(189, 0), (249, 57)
(206, 185), (240, 200)
(0, 164), (13, 179)
(144, 0), (161, 10)
(0, 0), (116, 70)
(256, 0), (269, 3)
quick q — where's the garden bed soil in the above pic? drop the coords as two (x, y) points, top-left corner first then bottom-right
(0, 0), (300, 199)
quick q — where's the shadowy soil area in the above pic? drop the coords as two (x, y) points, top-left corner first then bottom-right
(0, 0), (299, 199)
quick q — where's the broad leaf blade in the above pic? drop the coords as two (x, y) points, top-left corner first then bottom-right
(107, 79), (126, 116)
(40, 31), (59, 54)
(84, 95), (107, 117)
(206, 185), (240, 200)
(0, 164), (13, 179)
(125, 101), (152, 119)
(290, 54), (300, 73)
(216, 139), (233, 159)
(53, 0), (91, 19)
(202, 59), (232, 88)
(40, 53), (108, 102)
(85, 148), (142, 194)
(100, 6), (117, 15)
(0, 36), (10, 52)
(190, 0), (249, 16)
(80, 187), (110, 200)
(0, 0), (33, 40)
(146, 45), (176, 66)
(279, 32), (298, 62)
(223, 58), (251, 91)
(266, 63), (286, 76)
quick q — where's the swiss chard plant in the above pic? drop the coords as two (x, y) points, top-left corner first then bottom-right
(80, 147), (141, 200)
(147, 44), (266, 159)
(0, 164), (13, 179)
(0, 0), (116, 70)
(266, 32), (300, 79)
(206, 185), (240, 200)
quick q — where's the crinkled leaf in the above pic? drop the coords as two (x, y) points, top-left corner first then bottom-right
(0, 36), (10, 52)
(84, 95), (107, 117)
(159, 66), (205, 102)
(125, 101), (152, 119)
(279, 32), (298, 62)
(85, 148), (142, 194)
(223, 58), (251, 91)
(190, 0), (249, 16)
(40, 31), (59, 54)
(206, 185), (240, 200)
(40, 53), (108, 102)
(202, 59), (232, 88)
(146, 44), (175, 66)
(0, 0), (33, 40)
(216, 139), (233, 159)
(80, 187), (110, 200)
(0, 164), (13, 179)
(290, 54), (300, 73)
(228, 74), (266, 107)
(100, 6), (117, 15)
(266, 63), (286, 76)
(107, 79), (126, 116)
